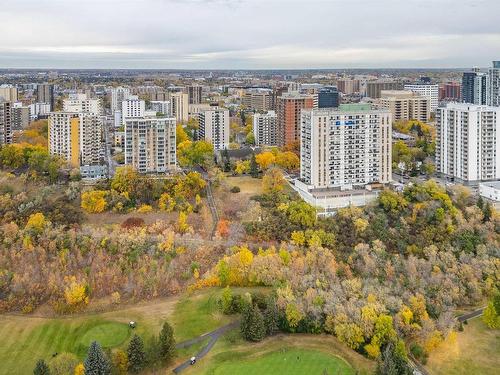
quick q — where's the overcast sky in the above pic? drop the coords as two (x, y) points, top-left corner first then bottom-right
(1, 0), (499, 69)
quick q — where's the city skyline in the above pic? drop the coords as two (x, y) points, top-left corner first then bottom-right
(1, 0), (499, 69)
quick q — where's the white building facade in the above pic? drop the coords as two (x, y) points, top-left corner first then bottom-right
(436, 103), (500, 182)
(63, 93), (102, 115)
(489, 61), (500, 107)
(121, 98), (145, 124)
(300, 105), (392, 189)
(253, 111), (278, 146)
(198, 107), (229, 151)
(124, 116), (177, 173)
(404, 83), (439, 112)
(111, 86), (131, 112)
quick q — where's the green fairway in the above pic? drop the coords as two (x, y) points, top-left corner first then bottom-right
(78, 322), (130, 348)
(0, 296), (177, 375)
(205, 348), (355, 375)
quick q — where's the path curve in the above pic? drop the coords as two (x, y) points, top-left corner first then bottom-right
(173, 321), (239, 373)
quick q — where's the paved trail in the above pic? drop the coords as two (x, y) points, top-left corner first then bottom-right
(173, 321), (239, 373)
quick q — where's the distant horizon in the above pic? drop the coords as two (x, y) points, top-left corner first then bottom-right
(2, 1), (499, 70)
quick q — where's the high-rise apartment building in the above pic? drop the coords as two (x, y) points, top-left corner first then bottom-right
(337, 79), (360, 95)
(198, 107), (229, 150)
(12, 103), (30, 130)
(0, 101), (13, 145)
(170, 92), (189, 123)
(366, 80), (404, 99)
(462, 70), (489, 105)
(300, 104), (392, 189)
(379, 90), (430, 122)
(404, 83), (439, 112)
(253, 111), (278, 146)
(63, 93), (102, 115)
(122, 98), (145, 124)
(436, 103), (500, 182)
(489, 61), (500, 107)
(48, 112), (104, 168)
(276, 93), (315, 146)
(242, 89), (273, 112)
(124, 116), (176, 173)
(150, 101), (171, 116)
(188, 85), (203, 104)
(111, 86), (131, 112)
(29, 103), (51, 121)
(37, 83), (55, 111)
(318, 86), (339, 108)
(0, 85), (18, 102)
(439, 82), (461, 101)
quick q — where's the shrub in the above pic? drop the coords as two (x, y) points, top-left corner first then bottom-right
(121, 217), (145, 229)
(230, 186), (240, 193)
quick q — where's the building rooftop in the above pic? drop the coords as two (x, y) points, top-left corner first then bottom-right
(480, 180), (500, 189)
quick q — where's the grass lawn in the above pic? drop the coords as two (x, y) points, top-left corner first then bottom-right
(426, 317), (500, 375)
(171, 288), (261, 342)
(226, 176), (263, 195)
(180, 333), (374, 375)
(0, 288), (240, 375)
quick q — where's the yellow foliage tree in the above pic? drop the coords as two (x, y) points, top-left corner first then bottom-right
(81, 190), (107, 213)
(158, 192), (176, 212)
(137, 204), (153, 213)
(177, 211), (191, 234)
(262, 168), (286, 194)
(235, 160), (250, 175)
(275, 151), (299, 171)
(64, 276), (89, 306)
(74, 363), (84, 375)
(25, 212), (47, 233)
(255, 151), (276, 170)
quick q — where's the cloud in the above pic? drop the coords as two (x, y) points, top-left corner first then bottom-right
(0, 0), (499, 68)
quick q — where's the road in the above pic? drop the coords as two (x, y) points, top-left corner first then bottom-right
(173, 321), (239, 373)
(457, 307), (485, 323)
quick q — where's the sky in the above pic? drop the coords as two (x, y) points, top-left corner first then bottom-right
(1, 0), (499, 69)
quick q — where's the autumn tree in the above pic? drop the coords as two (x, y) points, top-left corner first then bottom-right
(216, 219), (230, 238)
(177, 140), (214, 168)
(84, 341), (111, 375)
(127, 335), (146, 373)
(275, 151), (299, 171)
(176, 124), (189, 145)
(49, 353), (79, 375)
(483, 293), (500, 329)
(111, 350), (128, 375)
(262, 168), (286, 194)
(81, 191), (107, 213)
(255, 151), (275, 170)
(111, 166), (139, 195)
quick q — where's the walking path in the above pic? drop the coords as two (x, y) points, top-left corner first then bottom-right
(173, 321), (239, 373)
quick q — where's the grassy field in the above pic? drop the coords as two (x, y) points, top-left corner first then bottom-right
(180, 333), (375, 375)
(0, 289), (234, 375)
(426, 318), (500, 375)
(207, 348), (355, 375)
(226, 176), (263, 195)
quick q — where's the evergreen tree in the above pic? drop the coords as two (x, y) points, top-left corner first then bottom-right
(241, 304), (266, 342)
(483, 202), (493, 222)
(264, 299), (280, 336)
(84, 341), (111, 375)
(33, 359), (50, 375)
(250, 154), (259, 178)
(127, 334), (146, 373)
(158, 321), (176, 363)
(222, 149), (231, 172)
(477, 195), (484, 210)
